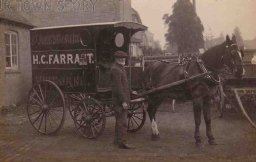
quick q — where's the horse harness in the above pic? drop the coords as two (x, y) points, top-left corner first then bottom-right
(178, 56), (219, 83)
(146, 56), (221, 90)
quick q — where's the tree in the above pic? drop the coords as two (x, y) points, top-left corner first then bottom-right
(233, 26), (244, 49)
(163, 0), (204, 54)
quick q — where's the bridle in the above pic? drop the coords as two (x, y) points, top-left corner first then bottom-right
(205, 43), (242, 76)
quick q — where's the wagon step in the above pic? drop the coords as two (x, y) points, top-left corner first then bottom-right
(97, 87), (112, 93)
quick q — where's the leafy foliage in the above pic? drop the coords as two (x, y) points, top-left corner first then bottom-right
(163, 0), (204, 53)
(233, 26), (244, 49)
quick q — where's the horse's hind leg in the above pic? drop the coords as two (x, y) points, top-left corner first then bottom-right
(203, 96), (217, 145)
(147, 97), (161, 141)
(193, 98), (202, 146)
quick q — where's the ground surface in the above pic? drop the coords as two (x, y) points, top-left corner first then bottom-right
(1, 101), (256, 162)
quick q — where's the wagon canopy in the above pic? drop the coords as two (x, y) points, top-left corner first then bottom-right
(30, 21), (147, 51)
(31, 21), (147, 35)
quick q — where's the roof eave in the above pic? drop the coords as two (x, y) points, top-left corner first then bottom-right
(0, 18), (34, 29)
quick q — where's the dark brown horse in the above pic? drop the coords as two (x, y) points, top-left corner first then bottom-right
(142, 35), (244, 146)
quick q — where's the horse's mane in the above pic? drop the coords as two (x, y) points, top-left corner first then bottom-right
(202, 42), (225, 57)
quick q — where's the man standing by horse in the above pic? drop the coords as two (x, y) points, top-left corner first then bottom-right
(110, 50), (135, 149)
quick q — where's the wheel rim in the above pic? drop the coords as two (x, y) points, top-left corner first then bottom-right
(27, 80), (66, 135)
(73, 97), (106, 139)
(127, 102), (146, 133)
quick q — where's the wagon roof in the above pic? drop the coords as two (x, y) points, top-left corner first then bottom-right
(31, 21), (147, 31)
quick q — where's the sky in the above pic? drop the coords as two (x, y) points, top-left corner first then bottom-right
(131, 0), (256, 48)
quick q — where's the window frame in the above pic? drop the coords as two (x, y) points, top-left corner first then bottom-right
(4, 31), (19, 71)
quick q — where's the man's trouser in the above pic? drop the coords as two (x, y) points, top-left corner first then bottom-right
(114, 107), (128, 144)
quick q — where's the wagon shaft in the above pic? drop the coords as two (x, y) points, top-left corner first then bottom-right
(137, 72), (210, 97)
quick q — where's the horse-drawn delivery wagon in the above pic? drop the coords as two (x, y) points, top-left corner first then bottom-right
(27, 22), (148, 139)
(27, 22), (244, 144)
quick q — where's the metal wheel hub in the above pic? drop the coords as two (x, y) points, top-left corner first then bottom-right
(42, 104), (49, 112)
(128, 111), (134, 118)
(84, 114), (93, 123)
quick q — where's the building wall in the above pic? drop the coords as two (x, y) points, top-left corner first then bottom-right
(0, 23), (31, 106)
(0, 25), (4, 106)
(120, 0), (132, 21)
(20, 0), (132, 27)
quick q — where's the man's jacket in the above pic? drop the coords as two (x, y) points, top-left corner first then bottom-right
(110, 62), (130, 107)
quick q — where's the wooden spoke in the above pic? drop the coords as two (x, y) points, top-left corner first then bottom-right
(30, 94), (42, 106)
(38, 113), (45, 131)
(28, 110), (42, 117)
(131, 117), (140, 127)
(38, 84), (45, 103)
(127, 102), (146, 133)
(133, 115), (143, 121)
(32, 88), (43, 105)
(32, 111), (44, 125)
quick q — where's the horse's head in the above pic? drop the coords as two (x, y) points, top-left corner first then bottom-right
(221, 35), (244, 78)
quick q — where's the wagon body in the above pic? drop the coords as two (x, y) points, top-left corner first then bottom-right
(27, 22), (148, 138)
(30, 22), (146, 93)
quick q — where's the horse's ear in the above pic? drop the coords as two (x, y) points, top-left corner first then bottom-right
(232, 35), (237, 43)
(226, 35), (231, 45)
(226, 35), (231, 42)
(240, 48), (245, 58)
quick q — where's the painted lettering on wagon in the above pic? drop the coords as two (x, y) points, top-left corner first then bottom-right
(34, 75), (84, 88)
(32, 53), (94, 65)
(31, 33), (81, 46)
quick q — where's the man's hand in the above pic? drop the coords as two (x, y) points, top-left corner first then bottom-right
(132, 91), (138, 95)
(122, 102), (129, 110)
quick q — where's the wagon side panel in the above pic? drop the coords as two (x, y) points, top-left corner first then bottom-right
(30, 29), (96, 93)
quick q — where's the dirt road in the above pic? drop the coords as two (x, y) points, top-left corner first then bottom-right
(1, 101), (256, 162)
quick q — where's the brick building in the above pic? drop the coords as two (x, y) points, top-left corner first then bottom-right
(0, 0), (146, 107)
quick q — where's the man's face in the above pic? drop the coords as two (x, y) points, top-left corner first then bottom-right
(116, 58), (126, 66)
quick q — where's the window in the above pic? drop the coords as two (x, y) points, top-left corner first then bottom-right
(130, 43), (136, 57)
(5, 31), (18, 70)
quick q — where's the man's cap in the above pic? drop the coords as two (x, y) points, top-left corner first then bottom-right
(114, 51), (128, 58)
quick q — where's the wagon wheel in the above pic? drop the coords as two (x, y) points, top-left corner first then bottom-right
(27, 80), (66, 135)
(127, 100), (146, 133)
(68, 94), (85, 121)
(73, 97), (106, 139)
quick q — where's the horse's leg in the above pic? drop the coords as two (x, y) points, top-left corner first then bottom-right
(171, 99), (176, 112)
(203, 96), (217, 145)
(147, 97), (161, 141)
(193, 98), (202, 146)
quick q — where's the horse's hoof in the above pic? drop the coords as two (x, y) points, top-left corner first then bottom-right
(208, 140), (217, 145)
(151, 134), (160, 141)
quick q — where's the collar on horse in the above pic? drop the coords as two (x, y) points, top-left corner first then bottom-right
(182, 56), (221, 84)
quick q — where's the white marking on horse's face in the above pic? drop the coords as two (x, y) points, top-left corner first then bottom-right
(151, 119), (160, 135)
(238, 51), (242, 59)
(238, 51), (246, 76)
(242, 67), (246, 76)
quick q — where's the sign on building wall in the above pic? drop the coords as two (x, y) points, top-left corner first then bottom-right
(13, 0), (122, 27)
